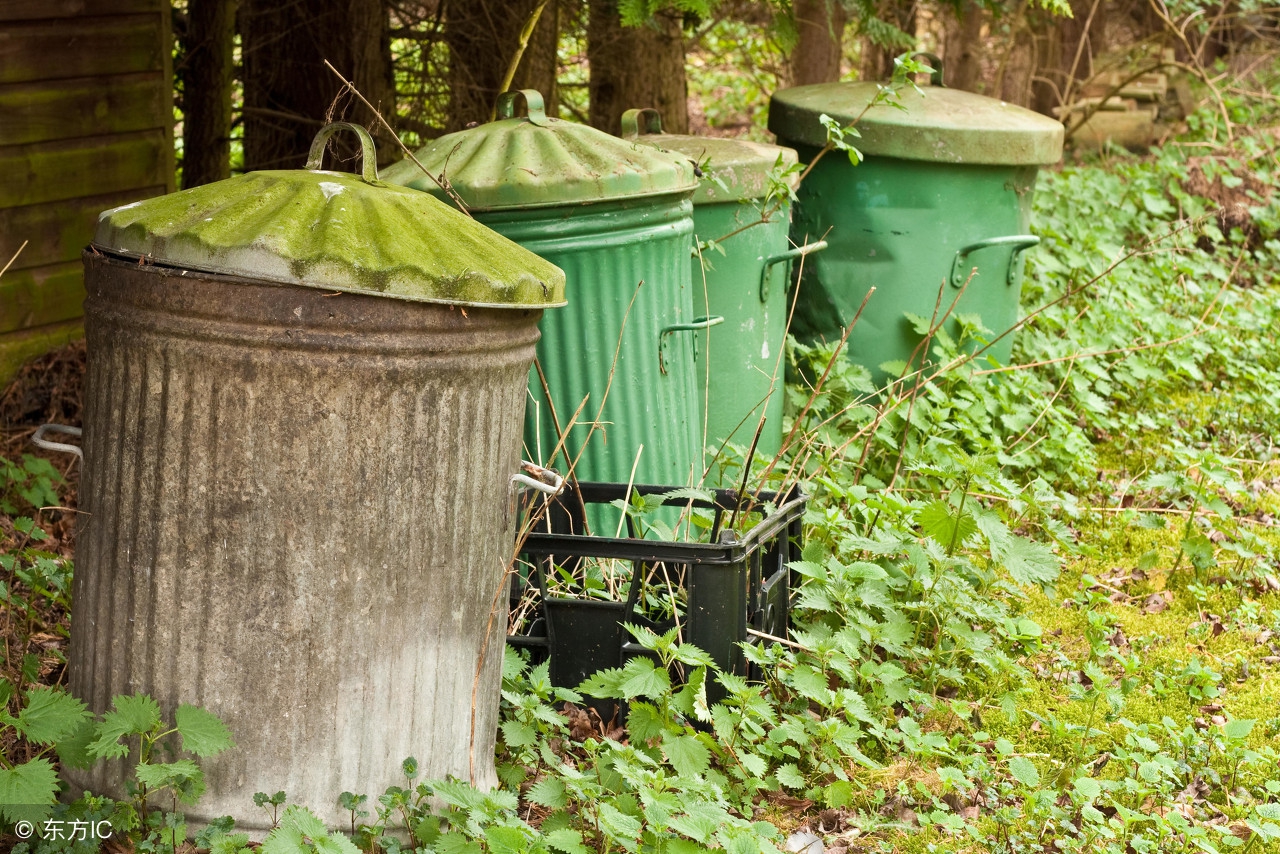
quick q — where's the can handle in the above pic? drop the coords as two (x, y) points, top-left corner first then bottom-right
(305, 122), (380, 184)
(949, 234), (1040, 288)
(760, 240), (828, 302)
(32, 424), (82, 462)
(658, 315), (724, 374)
(496, 90), (551, 127)
(909, 52), (944, 87)
(512, 460), (563, 495)
(620, 108), (663, 140)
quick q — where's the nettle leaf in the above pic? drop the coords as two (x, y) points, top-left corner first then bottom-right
(617, 658), (671, 700)
(0, 757), (59, 823)
(90, 694), (162, 759)
(175, 704), (235, 757)
(484, 824), (530, 854)
(995, 534), (1061, 587)
(775, 763), (805, 789)
(526, 775), (567, 809)
(1007, 756), (1040, 788)
(15, 686), (90, 745)
(262, 805), (360, 854)
(626, 700), (667, 744)
(545, 827), (590, 854)
(501, 719), (538, 748)
(1224, 718), (1255, 742)
(1256, 803), (1280, 821)
(917, 500), (976, 551)
(578, 667), (626, 699)
(662, 731), (711, 777)
(135, 759), (206, 804)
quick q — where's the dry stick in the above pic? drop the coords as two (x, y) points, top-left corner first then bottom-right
(491, 0), (549, 122)
(322, 60), (471, 214)
(1146, 0), (1234, 141)
(887, 271), (974, 491)
(978, 229), (1240, 377)
(756, 287), (875, 492)
(1006, 358), (1076, 451)
(745, 627), (813, 652)
(469, 282), (643, 782)
(0, 241), (27, 279)
(1062, 0), (1104, 110)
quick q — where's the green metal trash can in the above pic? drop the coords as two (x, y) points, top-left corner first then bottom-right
(384, 91), (708, 493)
(769, 62), (1064, 386)
(619, 109), (825, 479)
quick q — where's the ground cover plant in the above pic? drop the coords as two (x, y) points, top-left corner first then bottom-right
(7, 67), (1280, 854)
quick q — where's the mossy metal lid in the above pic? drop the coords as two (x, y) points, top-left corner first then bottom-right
(768, 66), (1064, 166)
(93, 123), (566, 308)
(381, 90), (698, 211)
(619, 108), (799, 204)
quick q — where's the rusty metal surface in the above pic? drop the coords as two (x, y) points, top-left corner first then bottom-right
(67, 253), (541, 831)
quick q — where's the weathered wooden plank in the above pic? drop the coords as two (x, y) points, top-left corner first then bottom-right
(0, 186), (166, 271)
(0, 319), (83, 390)
(0, 130), (168, 208)
(0, 260), (84, 335)
(0, 0), (159, 23)
(0, 16), (164, 84)
(0, 74), (167, 146)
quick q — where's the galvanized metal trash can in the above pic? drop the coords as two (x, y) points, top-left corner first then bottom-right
(620, 109), (824, 478)
(769, 61), (1064, 385)
(383, 91), (706, 494)
(67, 124), (566, 831)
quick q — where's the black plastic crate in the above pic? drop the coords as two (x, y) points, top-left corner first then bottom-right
(507, 481), (806, 706)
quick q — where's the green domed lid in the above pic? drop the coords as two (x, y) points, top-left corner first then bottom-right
(93, 123), (566, 308)
(619, 108), (799, 205)
(768, 71), (1063, 166)
(381, 90), (698, 210)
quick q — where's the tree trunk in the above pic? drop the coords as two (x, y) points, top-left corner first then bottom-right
(241, 0), (393, 171)
(858, 3), (916, 83)
(513, 0), (562, 117)
(588, 0), (688, 136)
(443, 0), (550, 132)
(1031, 0), (1108, 116)
(788, 0), (847, 86)
(940, 1), (987, 93)
(181, 0), (237, 188)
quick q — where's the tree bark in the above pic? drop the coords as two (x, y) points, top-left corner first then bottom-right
(512, 0), (562, 117)
(241, 0), (394, 171)
(1030, 0), (1108, 116)
(181, 0), (237, 188)
(858, 2), (916, 83)
(788, 0), (847, 86)
(940, 1), (987, 93)
(587, 0), (688, 136)
(443, 0), (550, 132)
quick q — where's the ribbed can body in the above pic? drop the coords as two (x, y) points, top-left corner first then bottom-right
(690, 202), (791, 480)
(481, 196), (701, 490)
(68, 255), (541, 830)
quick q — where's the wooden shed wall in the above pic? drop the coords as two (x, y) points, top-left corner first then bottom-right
(0, 0), (174, 383)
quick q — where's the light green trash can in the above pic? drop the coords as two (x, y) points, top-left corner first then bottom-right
(384, 91), (710, 494)
(619, 109), (825, 480)
(769, 62), (1064, 386)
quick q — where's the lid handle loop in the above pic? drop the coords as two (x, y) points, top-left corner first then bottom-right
(305, 122), (380, 184)
(497, 90), (551, 127)
(620, 108), (663, 139)
(907, 52), (944, 87)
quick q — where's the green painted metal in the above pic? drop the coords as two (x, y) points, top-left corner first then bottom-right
(769, 68), (1063, 385)
(95, 123), (566, 308)
(784, 147), (1042, 384)
(619, 109), (821, 477)
(380, 91), (698, 210)
(385, 94), (708, 491)
(768, 79), (1065, 166)
(485, 197), (705, 489)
